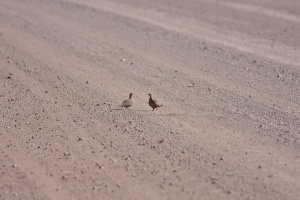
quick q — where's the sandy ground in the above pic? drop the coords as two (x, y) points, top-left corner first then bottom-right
(1, 0), (300, 199)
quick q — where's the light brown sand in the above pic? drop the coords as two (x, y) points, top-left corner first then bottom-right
(1, 0), (300, 199)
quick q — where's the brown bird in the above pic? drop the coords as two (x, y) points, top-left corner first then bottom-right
(120, 93), (133, 109)
(148, 93), (163, 111)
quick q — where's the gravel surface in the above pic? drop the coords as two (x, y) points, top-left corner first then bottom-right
(0, 0), (300, 199)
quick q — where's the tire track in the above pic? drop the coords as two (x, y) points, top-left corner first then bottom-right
(1, 0), (300, 199)
(217, 1), (300, 23)
(66, 0), (299, 66)
(1, 0), (299, 118)
(0, 22), (228, 200)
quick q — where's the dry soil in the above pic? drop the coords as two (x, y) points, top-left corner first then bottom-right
(1, 0), (300, 199)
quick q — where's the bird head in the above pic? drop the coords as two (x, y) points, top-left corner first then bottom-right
(129, 93), (133, 98)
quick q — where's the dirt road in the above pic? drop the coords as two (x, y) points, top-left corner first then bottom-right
(1, 0), (300, 199)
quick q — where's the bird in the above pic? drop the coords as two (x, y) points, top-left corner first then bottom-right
(148, 93), (163, 111)
(120, 93), (133, 109)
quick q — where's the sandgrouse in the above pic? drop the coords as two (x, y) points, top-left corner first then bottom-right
(120, 93), (133, 109)
(148, 93), (163, 111)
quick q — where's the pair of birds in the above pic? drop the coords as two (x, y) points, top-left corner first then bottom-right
(120, 93), (163, 111)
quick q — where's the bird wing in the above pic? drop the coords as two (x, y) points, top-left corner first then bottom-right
(120, 99), (132, 107)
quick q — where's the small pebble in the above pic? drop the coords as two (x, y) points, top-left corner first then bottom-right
(226, 190), (232, 194)
(159, 139), (164, 144)
(188, 83), (195, 87)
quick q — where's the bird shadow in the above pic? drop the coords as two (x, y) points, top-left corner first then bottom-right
(113, 108), (125, 110)
(111, 108), (187, 116)
(113, 108), (150, 112)
(135, 109), (151, 112)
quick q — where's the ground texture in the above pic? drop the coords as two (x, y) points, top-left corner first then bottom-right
(1, 0), (300, 199)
